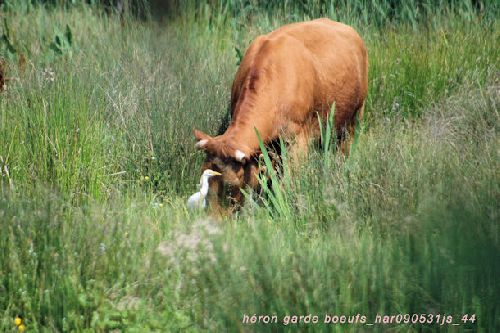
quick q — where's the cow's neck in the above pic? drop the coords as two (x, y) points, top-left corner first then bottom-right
(225, 94), (277, 155)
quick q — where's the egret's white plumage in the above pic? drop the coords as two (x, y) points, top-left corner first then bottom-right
(187, 169), (222, 209)
(187, 192), (203, 209)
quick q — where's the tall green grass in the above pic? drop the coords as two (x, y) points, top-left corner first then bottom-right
(168, 0), (499, 27)
(0, 2), (498, 331)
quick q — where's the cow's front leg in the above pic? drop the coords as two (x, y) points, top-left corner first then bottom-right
(228, 185), (244, 209)
(288, 129), (312, 168)
(207, 176), (224, 214)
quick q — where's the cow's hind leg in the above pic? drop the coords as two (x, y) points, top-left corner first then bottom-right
(339, 102), (364, 155)
(339, 123), (355, 155)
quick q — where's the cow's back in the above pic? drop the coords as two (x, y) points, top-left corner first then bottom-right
(232, 19), (367, 128)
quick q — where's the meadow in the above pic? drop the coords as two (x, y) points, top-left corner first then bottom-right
(0, 1), (499, 331)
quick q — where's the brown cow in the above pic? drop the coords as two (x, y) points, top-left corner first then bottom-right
(193, 18), (368, 210)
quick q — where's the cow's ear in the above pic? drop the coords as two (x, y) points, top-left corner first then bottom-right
(193, 129), (211, 149)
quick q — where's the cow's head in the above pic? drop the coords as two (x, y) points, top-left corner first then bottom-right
(194, 129), (252, 163)
(193, 129), (261, 207)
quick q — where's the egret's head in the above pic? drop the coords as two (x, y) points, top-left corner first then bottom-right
(201, 155), (247, 187)
(202, 169), (222, 179)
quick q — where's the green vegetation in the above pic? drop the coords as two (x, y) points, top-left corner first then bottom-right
(1, 1), (499, 331)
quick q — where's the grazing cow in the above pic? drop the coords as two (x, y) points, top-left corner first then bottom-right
(193, 18), (368, 210)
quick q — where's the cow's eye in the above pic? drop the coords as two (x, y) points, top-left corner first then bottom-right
(233, 163), (243, 172)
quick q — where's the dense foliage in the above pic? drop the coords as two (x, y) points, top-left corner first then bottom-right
(0, 1), (498, 331)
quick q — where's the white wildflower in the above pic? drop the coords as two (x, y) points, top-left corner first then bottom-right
(42, 67), (55, 82)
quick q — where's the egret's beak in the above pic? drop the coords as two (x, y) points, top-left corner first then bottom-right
(211, 171), (222, 176)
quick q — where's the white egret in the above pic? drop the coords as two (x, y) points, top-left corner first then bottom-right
(187, 169), (222, 209)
